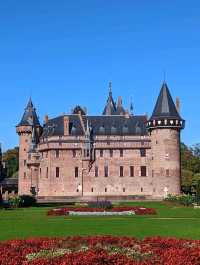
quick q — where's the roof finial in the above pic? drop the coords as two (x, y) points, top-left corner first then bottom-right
(109, 81), (112, 95)
(163, 69), (166, 83)
(130, 96), (134, 115)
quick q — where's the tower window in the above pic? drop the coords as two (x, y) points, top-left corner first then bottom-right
(73, 150), (76, 158)
(105, 188), (107, 192)
(120, 149), (123, 157)
(123, 188), (126, 192)
(100, 150), (103, 157)
(141, 166), (147, 177)
(140, 149), (146, 157)
(56, 150), (59, 158)
(40, 168), (41, 178)
(110, 149), (113, 157)
(152, 170), (154, 177)
(75, 167), (79, 178)
(24, 172), (26, 179)
(95, 166), (98, 177)
(130, 166), (134, 177)
(120, 166), (124, 177)
(166, 169), (170, 177)
(104, 166), (108, 177)
(141, 187), (143, 192)
(46, 167), (48, 178)
(24, 160), (26, 166)
(56, 167), (60, 178)
(91, 187), (94, 192)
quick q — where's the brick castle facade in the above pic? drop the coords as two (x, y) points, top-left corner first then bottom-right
(16, 82), (185, 201)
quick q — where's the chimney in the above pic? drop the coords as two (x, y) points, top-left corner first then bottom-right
(64, 116), (69, 136)
(124, 109), (130, 119)
(176, 97), (180, 113)
(44, 115), (49, 124)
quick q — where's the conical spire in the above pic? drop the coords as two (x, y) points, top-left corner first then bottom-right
(150, 82), (181, 120)
(17, 97), (40, 127)
(116, 96), (125, 115)
(102, 82), (117, 115)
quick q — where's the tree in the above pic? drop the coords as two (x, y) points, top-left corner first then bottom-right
(3, 147), (19, 178)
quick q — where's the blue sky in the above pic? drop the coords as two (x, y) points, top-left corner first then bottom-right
(0, 0), (199, 150)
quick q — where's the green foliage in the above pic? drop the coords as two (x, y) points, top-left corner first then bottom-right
(196, 180), (200, 205)
(19, 195), (36, 207)
(8, 196), (22, 208)
(164, 194), (194, 206)
(3, 147), (19, 178)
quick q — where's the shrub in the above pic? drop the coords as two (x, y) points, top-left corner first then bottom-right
(19, 195), (36, 207)
(165, 194), (194, 206)
(8, 196), (22, 208)
(88, 200), (113, 210)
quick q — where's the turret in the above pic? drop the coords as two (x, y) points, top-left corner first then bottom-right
(147, 82), (185, 198)
(102, 82), (117, 115)
(16, 98), (41, 195)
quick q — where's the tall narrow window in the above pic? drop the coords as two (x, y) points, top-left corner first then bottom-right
(40, 168), (41, 178)
(73, 150), (76, 158)
(130, 166), (134, 177)
(120, 149), (123, 157)
(56, 150), (59, 158)
(166, 169), (170, 177)
(46, 167), (48, 178)
(120, 166), (124, 177)
(24, 160), (26, 166)
(100, 150), (103, 157)
(140, 148), (146, 157)
(75, 167), (79, 178)
(24, 172), (26, 179)
(95, 166), (98, 177)
(123, 188), (126, 192)
(104, 166), (108, 177)
(56, 167), (60, 178)
(141, 166), (147, 177)
(105, 188), (107, 192)
(110, 149), (113, 158)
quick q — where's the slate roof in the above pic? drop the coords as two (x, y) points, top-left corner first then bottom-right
(102, 88), (117, 115)
(150, 82), (182, 120)
(42, 114), (148, 137)
(17, 98), (40, 127)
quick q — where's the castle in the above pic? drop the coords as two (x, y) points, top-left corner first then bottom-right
(16, 82), (185, 201)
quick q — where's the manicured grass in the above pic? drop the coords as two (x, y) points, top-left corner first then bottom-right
(1, 202), (200, 241)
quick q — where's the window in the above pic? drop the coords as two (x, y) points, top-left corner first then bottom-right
(46, 167), (48, 178)
(123, 188), (126, 192)
(73, 150), (76, 158)
(24, 172), (26, 179)
(166, 169), (170, 177)
(56, 167), (60, 178)
(95, 166), (98, 177)
(140, 148), (146, 157)
(120, 149), (123, 157)
(141, 166), (147, 177)
(75, 167), (79, 178)
(130, 166), (134, 177)
(110, 149), (113, 157)
(141, 187), (143, 192)
(40, 168), (41, 178)
(152, 170), (154, 177)
(120, 166), (124, 177)
(100, 150), (103, 157)
(24, 160), (26, 166)
(46, 152), (48, 158)
(105, 188), (107, 192)
(91, 187), (94, 192)
(104, 166), (108, 177)
(56, 150), (59, 158)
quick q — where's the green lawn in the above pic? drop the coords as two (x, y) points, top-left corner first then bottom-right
(1, 202), (200, 241)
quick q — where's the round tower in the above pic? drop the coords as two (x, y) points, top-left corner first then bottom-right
(16, 98), (41, 195)
(147, 82), (185, 198)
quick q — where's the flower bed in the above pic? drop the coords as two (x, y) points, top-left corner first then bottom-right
(47, 206), (157, 216)
(1, 236), (200, 264)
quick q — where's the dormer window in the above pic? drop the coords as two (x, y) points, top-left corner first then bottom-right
(111, 125), (117, 134)
(122, 124), (128, 134)
(99, 125), (105, 134)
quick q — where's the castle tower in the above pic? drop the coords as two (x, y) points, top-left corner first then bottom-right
(102, 82), (117, 115)
(16, 98), (41, 195)
(147, 82), (185, 198)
